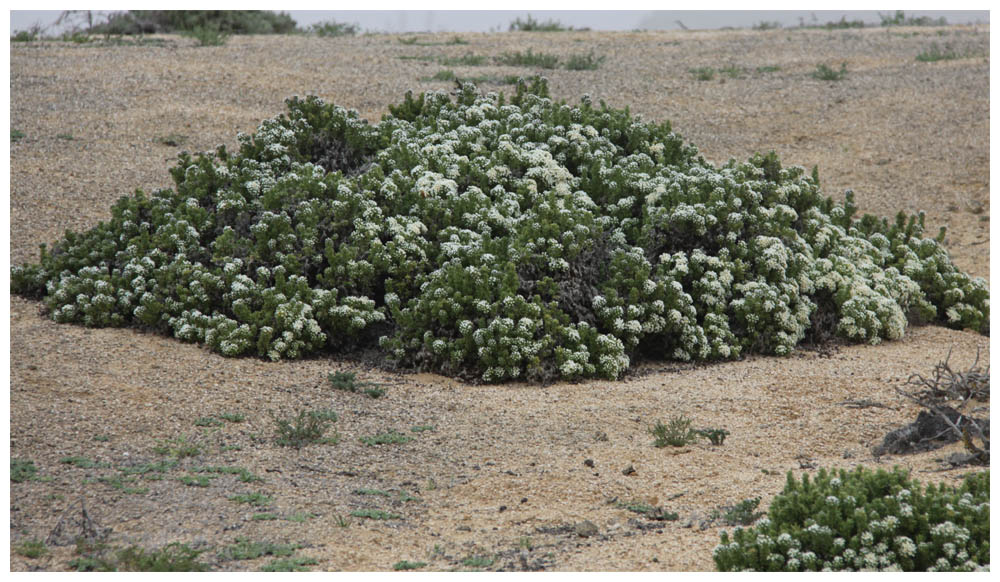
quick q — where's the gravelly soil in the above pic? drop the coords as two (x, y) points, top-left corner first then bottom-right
(8, 25), (989, 572)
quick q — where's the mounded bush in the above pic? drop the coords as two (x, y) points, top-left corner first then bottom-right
(713, 467), (989, 571)
(10, 79), (989, 381)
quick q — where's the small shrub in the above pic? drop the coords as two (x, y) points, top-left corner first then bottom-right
(153, 436), (201, 458)
(496, 49), (560, 69)
(274, 409), (338, 448)
(689, 67), (716, 81)
(696, 428), (730, 445)
(394, 560), (427, 570)
(359, 431), (412, 446)
(11, 459), (38, 482)
(115, 543), (210, 572)
(462, 555), (495, 568)
(310, 20), (358, 37)
(351, 508), (401, 520)
(713, 467), (989, 571)
(16, 539), (48, 559)
(650, 416), (697, 447)
(183, 27), (228, 47)
(194, 416), (223, 427)
(880, 11), (947, 27)
(711, 496), (764, 525)
(564, 51), (606, 71)
(252, 513), (279, 520)
(509, 15), (570, 32)
(811, 63), (848, 81)
(424, 69), (456, 82)
(218, 412), (246, 423)
(179, 474), (212, 487)
(11, 129), (25, 142)
(11, 27), (40, 42)
(619, 500), (679, 521)
(916, 43), (963, 62)
(261, 556), (318, 572)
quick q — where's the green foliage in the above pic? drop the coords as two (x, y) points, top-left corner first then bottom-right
(564, 51), (606, 71)
(689, 67), (716, 81)
(351, 508), (401, 520)
(11, 28), (39, 42)
(115, 543), (210, 571)
(191, 465), (261, 482)
(184, 27), (229, 47)
(16, 539), (48, 559)
(218, 538), (301, 561)
(696, 427), (730, 445)
(179, 474), (212, 487)
(497, 49), (561, 69)
(194, 416), (223, 427)
(328, 371), (386, 398)
(94, 10), (298, 35)
(153, 436), (201, 458)
(394, 560), (428, 570)
(462, 555), (495, 568)
(619, 500), (680, 521)
(11, 79), (988, 383)
(310, 20), (358, 37)
(916, 43), (963, 62)
(359, 431), (413, 446)
(713, 467), (989, 571)
(218, 412), (246, 423)
(11, 459), (38, 482)
(411, 424), (436, 432)
(229, 491), (273, 506)
(274, 408), (338, 448)
(11, 129), (25, 142)
(712, 497), (764, 525)
(756, 65), (781, 73)
(509, 15), (571, 32)
(753, 21), (782, 31)
(811, 63), (848, 81)
(260, 556), (318, 572)
(880, 11), (947, 27)
(439, 53), (489, 67)
(60, 456), (110, 468)
(651, 416), (697, 447)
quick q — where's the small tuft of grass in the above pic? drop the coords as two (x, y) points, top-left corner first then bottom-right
(191, 465), (261, 483)
(274, 408), (339, 448)
(353, 488), (392, 497)
(11, 129), (26, 142)
(119, 460), (178, 476)
(153, 436), (202, 458)
(351, 508), (401, 520)
(496, 49), (560, 69)
(179, 474), (213, 487)
(438, 53), (489, 67)
(16, 539), (48, 559)
(650, 416), (698, 448)
(411, 424), (436, 433)
(618, 500), (679, 521)
(286, 512), (316, 523)
(60, 456), (110, 469)
(218, 538), (300, 561)
(154, 134), (188, 147)
(689, 67), (716, 81)
(359, 431), (413, 446)
(310, 20), (358, 37)
(421, 70), (456, 82)
(328, 371), (387, 398)
(756, 65), (781, 73)
(183, 27), (229, 47)
(394, 560), (428, 570)
(56, 133), (75, 140)
(462, 555), (495, 568)
(916, 42), (963, 62)
(564, 51), (606, 71)
(719, 65), (745, 79)
(696, 427), (730, 445)
(97, 475), (149, 495)
(810, 62), (848, 81)
(229, 491), (273, 507)
(115, 543), (210, 572)
(11, 459), (38, 482)
(260, 556), (318, 572)
(509, 15), (571, 32)
(194, 416), (224, 427)
(252, 513), (279, 521)
(217, 412), (246, 423)
(93, 434), (111, 442)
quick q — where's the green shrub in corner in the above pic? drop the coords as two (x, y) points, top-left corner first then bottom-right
(713, 467), (989, 572)
(10, 77), (988, 382)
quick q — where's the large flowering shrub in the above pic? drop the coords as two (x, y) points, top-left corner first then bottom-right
(713, 467), (989, 571)
(10, 79), (989, 381)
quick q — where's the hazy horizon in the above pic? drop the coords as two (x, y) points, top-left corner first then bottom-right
(10, 9), (990, 35)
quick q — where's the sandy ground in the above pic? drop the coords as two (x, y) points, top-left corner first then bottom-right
(8, 25), (990, 571)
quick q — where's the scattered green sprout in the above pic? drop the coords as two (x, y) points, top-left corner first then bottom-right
(359, 431), (413, 446)
(153, 436), (202, 458)
(260, 556), (318, 572)
(274, 409), (339, 448)
(218, 538), (301, 561)
(496, 49), (560, 69)
(696, 428), (730, 445)
(11, 459), (38, 482)
(351, 508), (401, 520)
(229, 491), (273, 506)
(394, 560), (428, 570)
(811, 62), (847, 81)
(16, 539), (48, 559)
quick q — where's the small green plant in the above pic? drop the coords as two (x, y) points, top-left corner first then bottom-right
(394, 560), (428, 570)
(286, 512), (316, 523)
(333, 514), (351, 527)
(650, 416), (697, 447)
(327, 371), (386, 398)
(191, 465), (261, 482)
(179, 474), (212, 487)
(310, 20), (358, 37)
(618, 500), (679, 521)
(119, 460), (177, 476)
(218, 412), (246, 423)
(56, 133), (75, 140)
(719, 65), (745, 79)
(11, 459), (38, 482)
(880, 10), (947, 27)
(11, 129), (25, 142)
(229, 491), (273, 506)
(696, 428), (730, 445)
(752, 21), (782, 31)
(153, 436), (201, 458)
(711, 497), (764, 525)
(462, 555), (495, 568)
(16, 539), (48, 559)
(261, 556), (318, 572)
(184, 26), (229, 47)
(62, 31), (92, 44)
(916, 43), (963, 62)
(11, 27), (40, 42)
(411, 424), (436, 433)
(509, 14), (571, 32)
(518, 537), (533, 550)
(811, 62), (848, 81)
(273, 408), (338, 448)
(354, 487), (392, 497)
(496, 49), (560, 69)
(439, 53), (489, 67)
(564, 51), (606, 71)
(359, 431), (412, 446)
(424, 69), (456, 82)
(115, 543), (211, 572)
(93, 434), (111, 441)
(756, 65), (781, 73)
(351, 508), (401, 520)
(97, 475), (149, 494)
(714, 467), (989, 571)
(689, 67), (716, 81)
(397, 491), (422, 503)
(252, 513), (279, 520)
(60, 456), (109, 469)
(218, 538), (300, 561)
(194, 416), (223, 427)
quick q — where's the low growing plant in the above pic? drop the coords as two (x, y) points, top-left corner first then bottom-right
(359, 431), (412, 446)
(10, 79), (988, 383)
(11, 459), (38, 482)
(394, 560), (428, 570)
(16, 539), (48, 559)
(351, 508), (401, 520)
(811, 63), (848, 81)
(696, 427), (730, 445)
(260, 556), (318, 572)
(218, 538), (300, 561)
(651, 416), (697, 447)
(713, 467), (989, 571)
